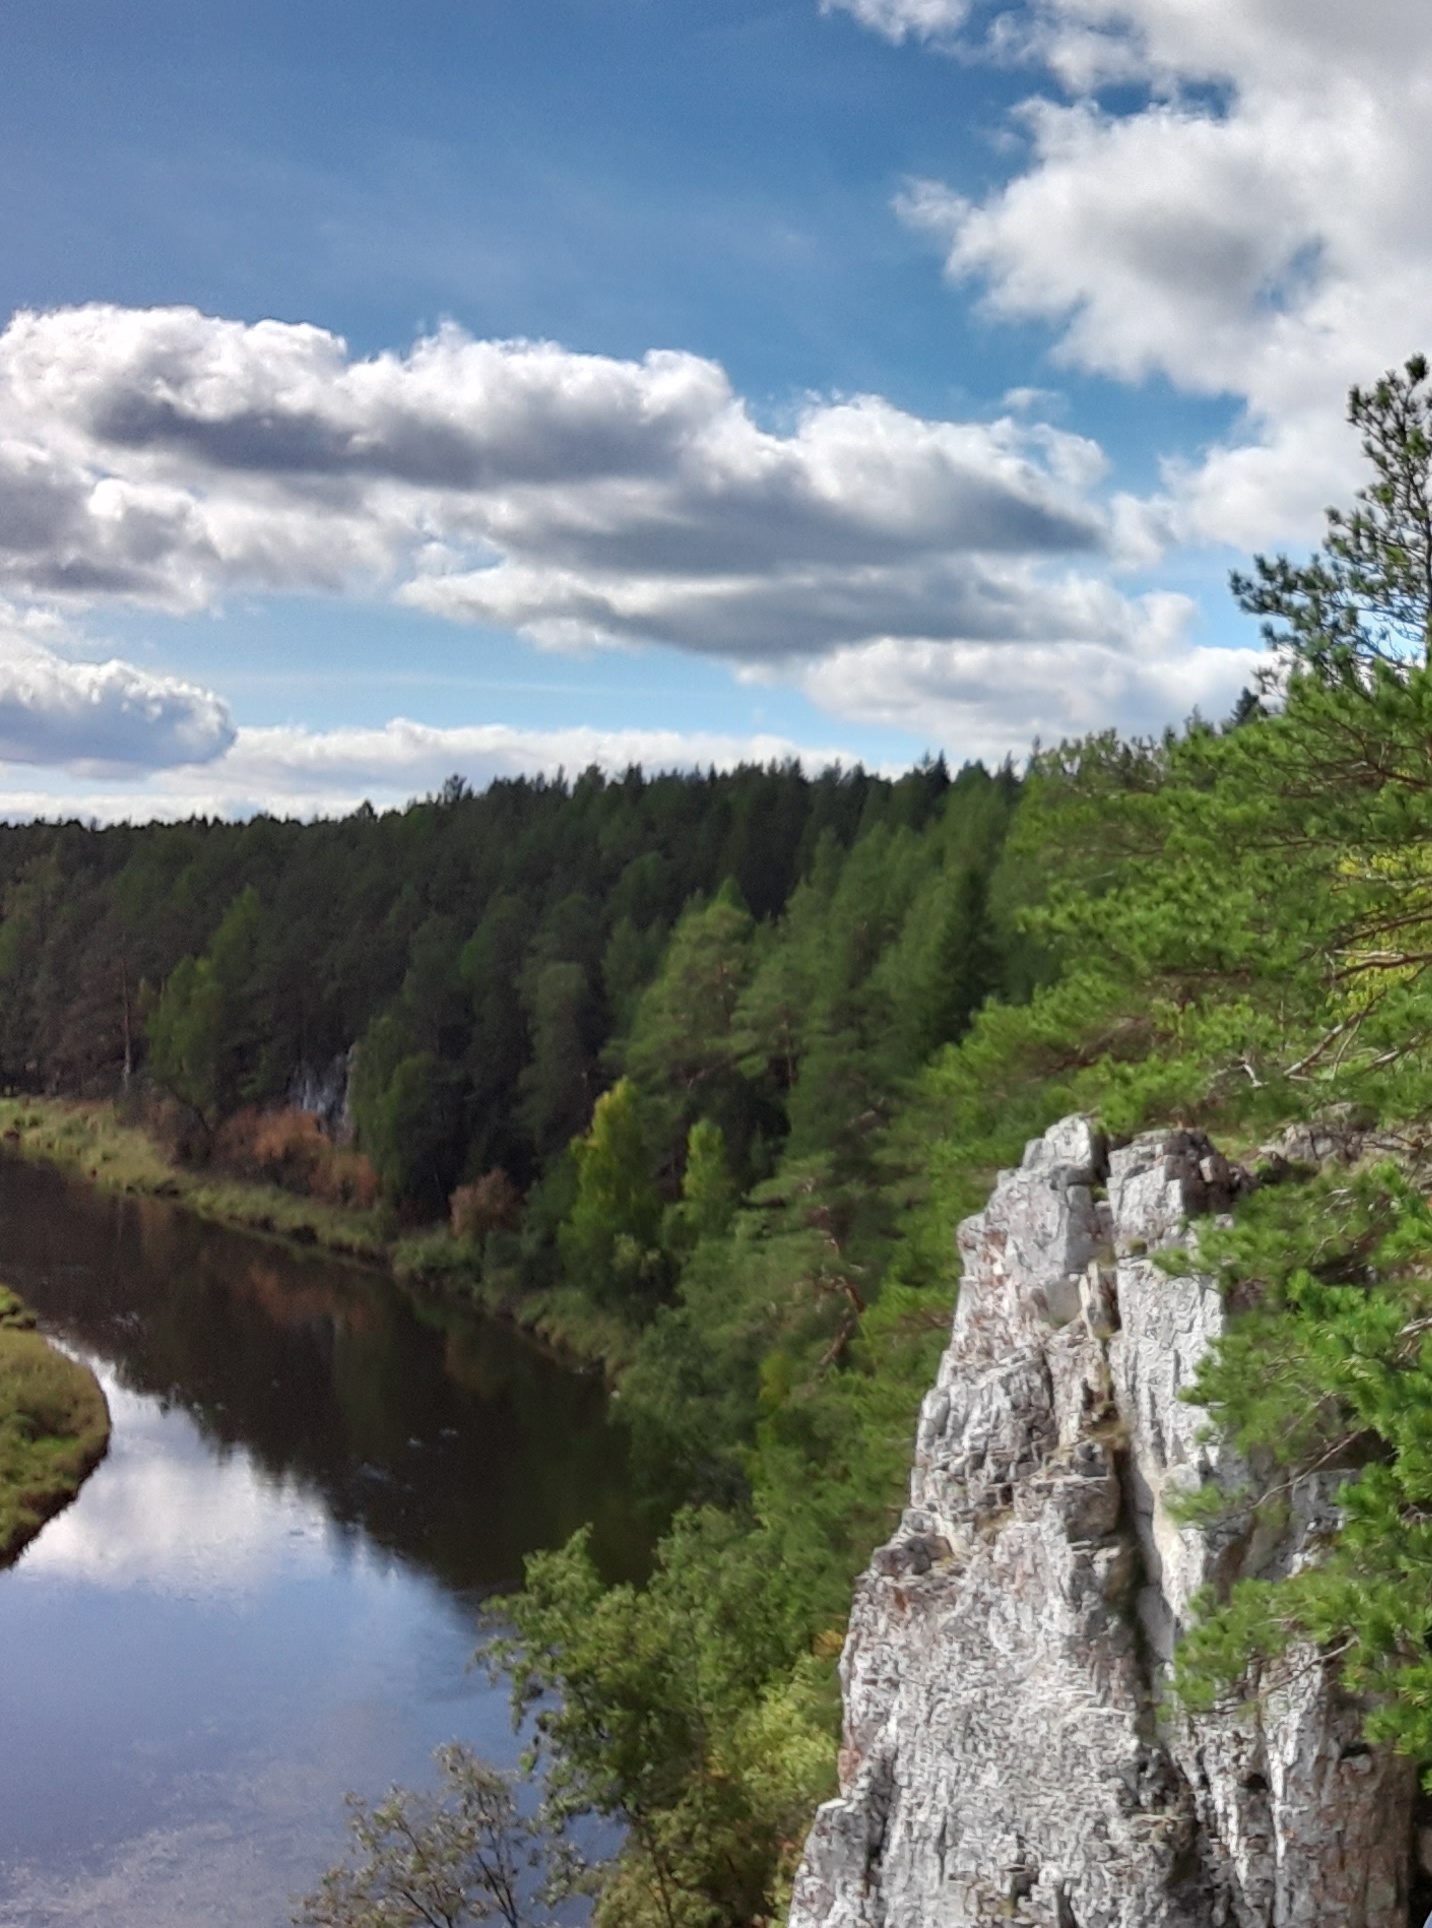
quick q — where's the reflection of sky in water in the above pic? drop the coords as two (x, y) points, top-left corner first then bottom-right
(0, 1358), (517, 1928)
(23, 1370), (340, 1595)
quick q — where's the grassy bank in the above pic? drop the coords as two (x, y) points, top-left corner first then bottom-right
(0, 1286), (109, 1565)
(0, 1097), (623, 1373)
(0, 1097), (389, 1264)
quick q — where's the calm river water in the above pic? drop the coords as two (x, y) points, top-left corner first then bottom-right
(0, 1156), (645, 1928)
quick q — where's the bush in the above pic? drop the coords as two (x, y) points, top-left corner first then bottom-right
(213, 1106), (380, 1209)
(450, 1169), (522, 1242)
(294, 1742), (570, 1928)
(136, 1084), (212, 1165)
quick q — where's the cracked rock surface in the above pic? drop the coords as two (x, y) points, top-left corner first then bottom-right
(787, 1119), (1414, 1928)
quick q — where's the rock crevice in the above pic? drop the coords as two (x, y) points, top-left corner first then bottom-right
(788, 1119), (1414, 1928)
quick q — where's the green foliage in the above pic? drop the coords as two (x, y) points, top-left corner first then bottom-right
(560, 1079), (666, 1313)
(1171, 1167), (1432, 1771)
(148, 886), (264, 1122)
(147, 954), (225, 1121)
(1232, 353), (1432, 673)
(350, 1015), (464, 1206)
(666, 1119), (735, 1250)
(917, 862), (1001, 1056)
(0, 762), (920, 1195)
(519, 961), (594, 1162)
(489, 1514), (835, 1928)
(294, 1743), (564, 1928)
(624, 889), (758, 1175)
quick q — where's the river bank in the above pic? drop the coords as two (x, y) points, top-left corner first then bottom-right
(0, 1283), (109, 1565)
(0, 1097), (390, 1261)
(0, 1097), (630, 1376)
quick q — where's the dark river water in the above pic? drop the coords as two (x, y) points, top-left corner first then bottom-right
(0, 1156), (645, 1928)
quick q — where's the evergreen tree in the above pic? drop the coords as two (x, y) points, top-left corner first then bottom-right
(919, 863), (1001, 1055)
(1233, 354), (1432, 675)
(623, 887), (760, 1178)
(148, 886), (265, 1123)
(673, 1119), (734, 1244)
(518, 961), (594, 1160)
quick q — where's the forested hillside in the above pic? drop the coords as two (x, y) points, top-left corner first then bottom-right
(21, 360), (1432, 1928)
(0, 757), (959, 1171)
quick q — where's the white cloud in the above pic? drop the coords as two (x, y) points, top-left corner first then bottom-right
(883, 0), (1432, 550)
(9, 6), (1416, 786)
(0, 305), (1114, 663)
(0, 298), (1273, 779)
(0, 606), (1259, 821)
(822, 0), (971, 40)
(0, 718), (867, 823)
(0, 609), (232, 772)
(193, 719), (864, 811)
(797, 589), (1259, 759)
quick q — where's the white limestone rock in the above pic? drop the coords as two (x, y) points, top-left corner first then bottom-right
(788, 1120), (1415, 1928)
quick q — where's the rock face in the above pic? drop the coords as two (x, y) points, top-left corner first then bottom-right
(288, 1047), (357, 1141)
(788, 1119), (1415, 1928)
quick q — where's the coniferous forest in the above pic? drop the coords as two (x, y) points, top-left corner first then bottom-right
(16, 361), (1432, 1926)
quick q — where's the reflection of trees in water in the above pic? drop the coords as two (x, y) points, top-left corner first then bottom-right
(0, 1156), (648, 1592)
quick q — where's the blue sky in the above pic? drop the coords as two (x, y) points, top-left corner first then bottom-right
(0, 0), (1424, 816)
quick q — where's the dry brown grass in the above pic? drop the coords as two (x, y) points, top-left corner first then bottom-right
(0, 1285), (109, 1565)
(0, 1097), (388, 1262)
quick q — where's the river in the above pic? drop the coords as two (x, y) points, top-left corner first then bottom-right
(0, 1155), (646, 1928)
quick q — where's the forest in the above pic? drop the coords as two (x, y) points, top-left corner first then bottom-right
(16, 358), (1432, 1926)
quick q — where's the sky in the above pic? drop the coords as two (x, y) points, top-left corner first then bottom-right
(1, 0), (1428, 820)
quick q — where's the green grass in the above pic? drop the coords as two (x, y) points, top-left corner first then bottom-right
(0, 1285), (109, 1565)
(0, 1097), (389, 1263)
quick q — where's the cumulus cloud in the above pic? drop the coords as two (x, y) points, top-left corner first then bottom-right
(0, 304), (1115, 665)
(190, 719), (864, 812)
(800, 608), (1260, 763)
(882, 0), (1432, 550)
(0, 608), (232, 772)
(0, 295), (1272, 778)
(0, 613), (1259, 824)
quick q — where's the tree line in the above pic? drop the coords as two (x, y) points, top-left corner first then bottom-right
(0, 758), (951, 1169)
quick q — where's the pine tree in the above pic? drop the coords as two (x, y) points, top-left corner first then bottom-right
(1232, 354), (1432, 676)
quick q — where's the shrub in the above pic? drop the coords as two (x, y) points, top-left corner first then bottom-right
(213, 1107), (380, 1210)
(450, 1169), (522, 1242)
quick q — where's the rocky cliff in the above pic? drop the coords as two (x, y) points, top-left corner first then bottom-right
(788, 1118), (1417, 1928)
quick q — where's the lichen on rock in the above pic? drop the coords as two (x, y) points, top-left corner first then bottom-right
(788, 1119), (1414, 1928)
